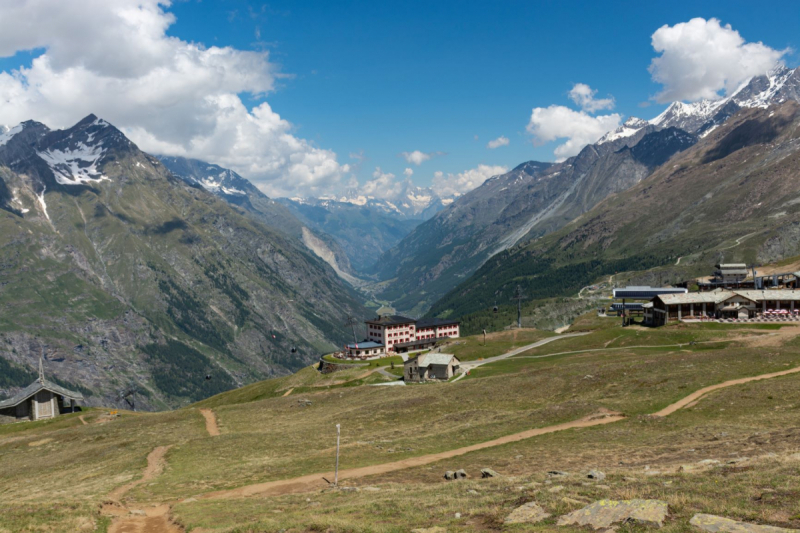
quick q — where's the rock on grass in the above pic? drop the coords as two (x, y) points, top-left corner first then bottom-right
(557, 499), (668, 529)
(690, 513), (800, 533)
(504, 501), (551, 524)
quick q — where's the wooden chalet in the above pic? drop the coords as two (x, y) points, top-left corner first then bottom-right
(0, 359), (84, 422)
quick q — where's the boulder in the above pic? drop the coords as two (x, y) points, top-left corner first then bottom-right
(455, 469), (468, 479)
(481, 468), (500, 478)
(690, 514), (800, 533)
(587, 470), (606, 481)
(557, 499), (669, 529)
(444, 471), (456, 481)
(504, 501), (551, 524)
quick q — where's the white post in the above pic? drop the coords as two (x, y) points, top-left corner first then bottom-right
(334, 423), (341, 487)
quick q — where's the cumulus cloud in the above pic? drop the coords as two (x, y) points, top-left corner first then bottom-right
(527, 106), (621, 161)
(431, 164), (508, 197)
(403, 168), (414, 177)
(0, 0), (350, 197)
(649, 17), (787, 103)
(568, 83), (615, 112)
(400, 150), (444, 165)
(360, 167), (404, 200)
(486, 136), (510, 149)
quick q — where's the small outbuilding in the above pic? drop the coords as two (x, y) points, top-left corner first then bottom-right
(404, 352), (460, 382)
(0, 359), (84, 422)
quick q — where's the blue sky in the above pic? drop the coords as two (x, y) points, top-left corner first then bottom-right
(0, 1), (797, 196)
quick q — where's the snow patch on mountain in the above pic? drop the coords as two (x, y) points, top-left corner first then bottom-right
(0, 124), (23, 147)
(597, 117), (649, 144)
(37, 142), (110, 185)
(195, 170), (246, 196)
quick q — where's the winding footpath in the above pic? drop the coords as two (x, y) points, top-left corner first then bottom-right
(200, 409), (220, 437)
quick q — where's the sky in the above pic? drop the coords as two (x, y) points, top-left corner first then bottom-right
(0, 0), (797, 199)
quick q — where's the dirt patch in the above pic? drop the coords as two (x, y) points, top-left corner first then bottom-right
(79, 415), (88, 425)
(199, 409), (219, 437)
(281, 388), (294, 397)
(107, 504), (182, 533)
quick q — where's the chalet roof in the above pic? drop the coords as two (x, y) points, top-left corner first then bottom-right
(717, 263), (747, 269)
(406, 353), (459, 368)
(415, 317), (460, 328)
(365, 315), (416, 326)
(0, 379), (84, 409)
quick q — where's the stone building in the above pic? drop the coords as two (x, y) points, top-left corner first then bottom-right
(0, 359), (84, 422)
(404, 353), (460, 382)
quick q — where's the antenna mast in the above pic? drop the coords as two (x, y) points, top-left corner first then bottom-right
(510, 285), (527, 329)
(344, 315), (360, 346)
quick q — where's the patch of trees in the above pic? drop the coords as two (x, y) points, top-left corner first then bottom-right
(141, 340), (235, 401)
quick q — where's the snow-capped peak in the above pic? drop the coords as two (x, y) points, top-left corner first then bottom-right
(597, 116), (648, 144)
(37, 142), (110, 186)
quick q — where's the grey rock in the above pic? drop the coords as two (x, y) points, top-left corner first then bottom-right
(548, 470), (570, 477)
(444, 470), (455, 481)
(505, 501), (551, 524)
(557, 499), (669, 529)
(587, 470), (606, 481)
(690, 513), (799, 533)
(455, 469), (468, 479)
(481, 468), (500, 478)
(129, 509), (146, 516)
(338, 486), (359, 492)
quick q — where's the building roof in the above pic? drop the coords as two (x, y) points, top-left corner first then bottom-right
(0, 379), (84, 410)
(346, 341), (384, 349)
(657, 291), (735, 305)
(732, 290), (800, 302)
(405, 352), (459, 368)
(717, 263), (747, 269)
(364, 315), (416, 326)
(613, 286), (687, 299)
(610, 302), (645, 310)
(415, 317), (460, 328)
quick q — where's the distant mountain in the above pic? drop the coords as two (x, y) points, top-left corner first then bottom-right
(158, 156), (358, 282)
(277, 196), (422, 274)
(428, 101), (800, 324)
(0, 115), (367, 409)
(278, 181), (454, 274)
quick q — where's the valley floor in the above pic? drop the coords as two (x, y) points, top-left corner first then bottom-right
(3, 316), (800, 532)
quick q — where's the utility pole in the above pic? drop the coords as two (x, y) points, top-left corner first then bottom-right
(344, 316), (359, 346)
(334, 423), (341, 487)
(483, 329), (487, 346)
(511, 286), (527, 329)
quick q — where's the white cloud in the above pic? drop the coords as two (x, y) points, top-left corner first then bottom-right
(486, 136), (510, 149)
(568, 83), (615, 112)
(527, 106), (621, 161)
(360, 167), (403, 200)
(0, 0), (350, 197)
(431, 164), (508, 197)
(400, 150), (443, 165)
(649, 17), (787, 103)
(403, 168), (414, 177)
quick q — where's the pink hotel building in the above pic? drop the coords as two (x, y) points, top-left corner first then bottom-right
(343, 315), (460, 358)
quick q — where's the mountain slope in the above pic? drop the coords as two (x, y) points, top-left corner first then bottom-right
(0, 115), (367, 409)
(429, 101), (800, 322)
(375, 126), (695, 315)
(157, 156), (357, 281)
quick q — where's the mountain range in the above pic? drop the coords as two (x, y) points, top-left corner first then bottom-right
(0, 115), (366, 409)
(375, 66), (800, 316)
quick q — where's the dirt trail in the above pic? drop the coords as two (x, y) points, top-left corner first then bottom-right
(282, 388), (294, 397)
(199, 409), (220, 437)
(79, 415), (88, 425)
(107, 446), (171, 501)
(103, 446), (179, 533)
(197, 410), (624, 500)
(192, 363), (800, 502)
(653, 366), (800, 416)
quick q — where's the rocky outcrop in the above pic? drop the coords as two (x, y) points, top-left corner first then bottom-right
(690, 514), (799, 533)
(504, 501), (551, 524)
(557, 499), (668, 529)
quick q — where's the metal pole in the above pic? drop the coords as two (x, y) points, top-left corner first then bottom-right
(334, 423), (341, 486)
(483, 329), (486, 346)
(517, 298), (521, 328)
